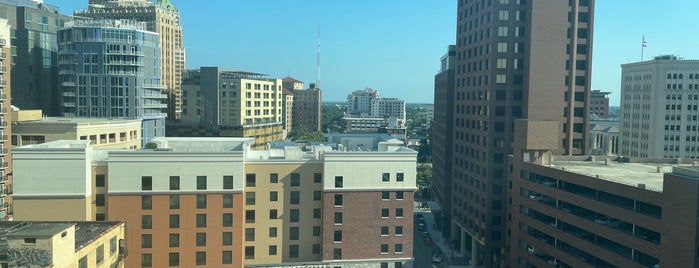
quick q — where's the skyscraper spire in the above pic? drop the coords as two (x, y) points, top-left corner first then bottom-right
(316, 24), (321, 89)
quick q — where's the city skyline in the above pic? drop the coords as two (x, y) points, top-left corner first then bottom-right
(57, 0), (699, 105)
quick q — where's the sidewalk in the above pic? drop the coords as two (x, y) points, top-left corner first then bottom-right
(416, 202), (469, 268)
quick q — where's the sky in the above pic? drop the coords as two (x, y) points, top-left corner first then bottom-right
(56, 1), (699, 105)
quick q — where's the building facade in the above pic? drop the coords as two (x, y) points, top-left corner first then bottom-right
(12, 134), (417, 268)
(76, 0), (186, 119)
(441, 0), (595, 266)
(176, 67), (283, 149)
(0, 0), (70, 115)
(509, 119), (696, 268)
(291, 84), (322, 133)
(620, 55), (699, 158)
(590, 90), (611, 118)
(57, 19), (167, 146)
(589, 120), (619, 156)
(281, 88), (294, 133)
(12, 109), (142, 149)
(0, 221), (126, 268)
(0, 18), (10, 221)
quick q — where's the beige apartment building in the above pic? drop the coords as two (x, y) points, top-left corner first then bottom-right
(0, 18), (11, 222)
(12, 109), (142, 149)
(76, 0), (186, 119)
(0, 221), (125, 268)
(12, 134), (416, 268)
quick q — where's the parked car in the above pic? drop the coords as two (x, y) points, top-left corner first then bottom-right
(431, 252), (443, 263)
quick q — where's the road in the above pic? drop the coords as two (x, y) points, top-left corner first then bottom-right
(413, 212), (441, 268)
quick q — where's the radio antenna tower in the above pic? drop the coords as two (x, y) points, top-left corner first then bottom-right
(316, 25), (321, 89)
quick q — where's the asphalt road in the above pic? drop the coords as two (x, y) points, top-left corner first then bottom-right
(413, 212), (442, 268)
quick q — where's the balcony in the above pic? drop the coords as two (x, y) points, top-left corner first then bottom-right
(0, 52), (5, 59)
(0, 108), (7, 115)
(58, 69), (76, 75)
(0, 94), (5, 100)
(62, 91), (76, 97)
(0, 67), (6, 74)
(0, 203), (8, 211)
(63, 102), (76, 107)
(61, 81), (77, 87)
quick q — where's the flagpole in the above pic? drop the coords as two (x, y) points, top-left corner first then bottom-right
(641, 35), (646, 61)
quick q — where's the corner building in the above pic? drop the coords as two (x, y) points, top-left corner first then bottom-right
(445, 0), (594, 266)
(12, 134), (416, 268)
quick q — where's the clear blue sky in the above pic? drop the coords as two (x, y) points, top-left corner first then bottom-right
(57, 1), (699, 105)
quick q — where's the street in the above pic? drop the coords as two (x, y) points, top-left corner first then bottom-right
(413, 212), (442, 268)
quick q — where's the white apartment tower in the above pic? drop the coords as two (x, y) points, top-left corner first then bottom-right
(620, 55), (699, 158)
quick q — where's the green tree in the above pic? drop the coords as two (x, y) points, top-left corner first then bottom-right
(144, 142), (157, 149)
(322, 104), (345, 133)
(288, 126), (326, 142)
(416, 164), (432, 187)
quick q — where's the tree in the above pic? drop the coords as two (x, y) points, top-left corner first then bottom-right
(322, 104), (345, 133)
(416, 164), (432, 187)
(288, 126), (326, 142)
(417, 138), (431, 163)
(144, 142), (157, 149)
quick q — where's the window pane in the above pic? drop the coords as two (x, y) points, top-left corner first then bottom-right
(223, 175), (234, 189)
(196, 176), (207, 190)
(169, 195), (180, 209)
(169, 176), (180, 190)
(223, 194), (233, 208)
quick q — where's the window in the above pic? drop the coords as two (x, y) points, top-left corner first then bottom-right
(142, 254), (152, 268)
(223, 232), (232, 245)
(222, 251), (232, 264)
(196, 214), (207, 227)
(269, 227), (278, 237)
(196, 195), (207, 209)
(269, 245), (278, 255)
(270, 191), (278, 201)
(498, 26), (508, 37)
(382, 173), (390, 182)
(246, 192), (256, 205)
(382, 208), (390, 218)
(289, 245), (299, 258)
(110, 237), (117, 254)
(496, 74), (507, 84)
(381, 244), (389, 254)
(196, 232), (206, 246)
(335, 194), (343, 206)
(79, 256), (87, 268)
(314, 191), (322, 200)
(223, 175), (234, 189)
(396, 208), (404, 218)
(96, 194), (106, 207)
(142, 176), (152, 190)
(291, 173), (301, 186)
(314, 173), (322, 183)
(497, 42), (508, 53)
(169, 214), (180, 228)
(313, 244), (321, 254)
(169, 176), (180, 190)
(169, 233), (179, 247)
(246, 173), (256, 187)
(381, 263), (389, 268)
(290, 209), (300, 222)
(313, 208), (321, 219)
(498, 10), (509, 20)
(223, 194), (233, 208)
(396, 226), (403, 236)
(333, 248), (342, 259)
(96, 244), (104, 264)
(223, 213), (233, 227)
(496, 58), (507, 69)
(170, 195), (180, 209)
(313, 226), (321, 236)
(335, 176), (343, 188)
(196, 251), (206, 265)
(381, 226), (389, 236)
(290, 191), (300, 204)
(169, 253), (179, 267)
(142, 215), (152, 229)
(270, 173), (278, 183)
(397, 173), (404, 182)
(245, 246), (255, 259)
(395, 244), (403, 253)
(196, 176), (207, 190)
(246, 210), (255, 223)
(290, 227), (299, 240)
(245, 228), (255, 241)
(382, 191), (390, 200)
(396, 192), (404, 200)
(96, 174), (105, 187)
(334, 212), (343, 224)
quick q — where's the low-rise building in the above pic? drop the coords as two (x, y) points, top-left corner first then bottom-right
(0, 221), (125, 268)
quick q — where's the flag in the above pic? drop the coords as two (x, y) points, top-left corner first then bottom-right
(642, 35), (647, 48)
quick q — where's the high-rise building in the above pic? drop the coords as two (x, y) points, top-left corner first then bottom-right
(12, 134), (416, 268)
(432, 45), (456, 236)
(281, 88), (294, 133)
(590, 90), (611, 118)
(347, 88), (380, 117)
(0, 0), (71, 115)
(438, 0), (594, 266)
(620, 55), (699, 158)
(0, 18), (11, 221)
(174, 67), (283, 149)
(76, 0), (186, 120)
(509, 119), (695, 268)
(57, 19), (167, 146)
(291, 83), (322, 132)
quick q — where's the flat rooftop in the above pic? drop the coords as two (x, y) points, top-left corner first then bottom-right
(149, 137), (253, 152)
(16, 117), (141, 125)
(0, 221), (122, 250)
(550, 157), (696, 192)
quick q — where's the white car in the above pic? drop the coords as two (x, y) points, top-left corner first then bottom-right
(431, 253), (443, 263)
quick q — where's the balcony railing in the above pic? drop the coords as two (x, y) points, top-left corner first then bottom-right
(0, 67), (6, 74)
(0, 108), (7, 114)
(61, 81), (77, 87)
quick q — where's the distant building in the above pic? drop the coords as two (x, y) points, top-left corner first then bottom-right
(590, 90), (611, 118)
(281, 88), (294, 133)
(12, 109), (142, 149)
(12, 134), (416, 268)
(344, 88), (406, 137)
(292, 83), (322, 133)
(76, 0), (186, 119)
(347, 88), (379, 117)
(589, 120), (619, 156)
(620, 55), (699, 158)
(510, 119), (697, 268)
(57, 19), (167, 146)
(282, 76), (304, 91)
(0, 18), (11, 222)
(175, 67), (283, 149)
(0, 221), (126, 268)
(0, 0), (71, 116)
